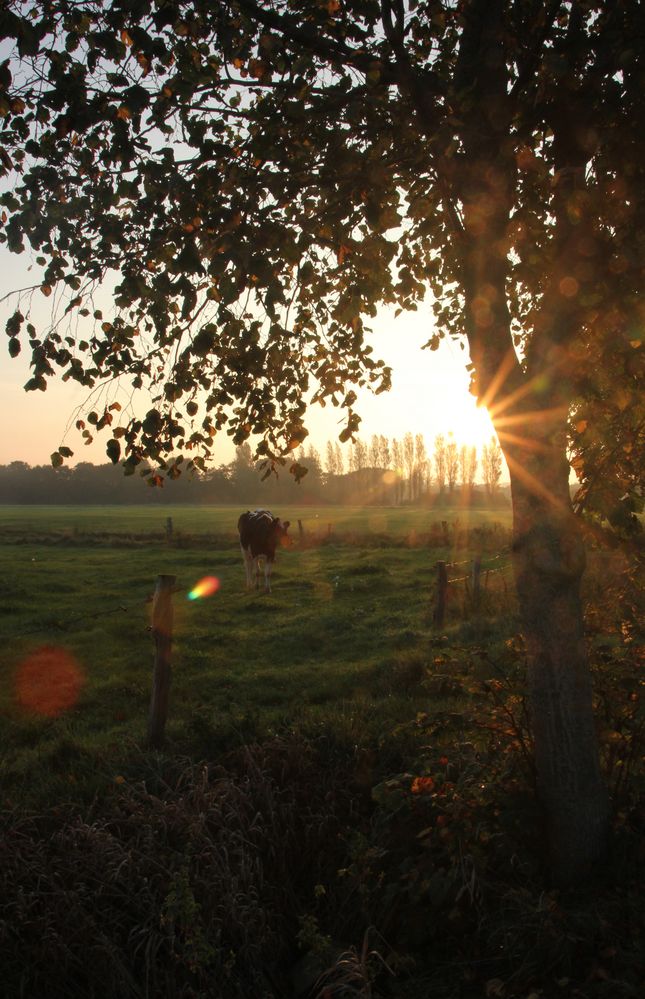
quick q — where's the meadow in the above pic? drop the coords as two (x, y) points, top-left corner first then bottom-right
(0, 504), (642, 999)
(0, 501), (511, 539)
(0, 503), (513, 800)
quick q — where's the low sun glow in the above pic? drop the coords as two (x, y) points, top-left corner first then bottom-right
(441, 397), (496, 451)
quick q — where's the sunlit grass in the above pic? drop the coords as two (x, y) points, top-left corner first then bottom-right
(0, 501), (512, 538)
(0, 505), (514, 805)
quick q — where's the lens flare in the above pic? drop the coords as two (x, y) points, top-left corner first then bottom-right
(188, 575), (220, 600)
(15, 645), (85, 717)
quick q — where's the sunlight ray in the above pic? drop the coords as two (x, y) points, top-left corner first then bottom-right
(478, 348), (520, 414)
(493, 404), (570, 429)
(486, 364), (567, 424)
(504, 451), (568, 512)
(496, 430), (551, 453)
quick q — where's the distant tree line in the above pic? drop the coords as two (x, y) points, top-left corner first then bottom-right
(322, 432), (504, 504)
(0, 434), (505, 506)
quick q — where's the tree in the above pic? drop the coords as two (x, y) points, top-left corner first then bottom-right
(445, 432), (458, 494)
(458, 442), (478, 494)
(414, 432), (427, 500)
(334, 442), (344, 477)
(467, 445), (478, 492)
(378, 434), (391, 471)
(401, 431), (414, 500)
(433, 434), (447, 495)
(369, 433), (381, 469)
(459, 444), (468, 491)
(325, 439), (338, 477)
(391, 438), (404, 505)
(4, 0), (640, 880)
(482, 436), (503, 497)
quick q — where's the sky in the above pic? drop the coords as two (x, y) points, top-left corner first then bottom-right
(0, 245), (500, 473)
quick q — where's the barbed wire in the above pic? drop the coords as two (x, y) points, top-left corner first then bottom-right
(441, 549), (513, 585)
(4, 584), (185, 644)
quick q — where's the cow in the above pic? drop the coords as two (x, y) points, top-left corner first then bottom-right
(237, 510), (291, 592)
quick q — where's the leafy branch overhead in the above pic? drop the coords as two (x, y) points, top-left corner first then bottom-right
(0, 0), (642, 524)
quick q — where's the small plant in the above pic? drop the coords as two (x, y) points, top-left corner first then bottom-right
(312, 929), (393, 999)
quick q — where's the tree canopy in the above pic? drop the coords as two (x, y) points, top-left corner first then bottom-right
(1, 0), (641, 519)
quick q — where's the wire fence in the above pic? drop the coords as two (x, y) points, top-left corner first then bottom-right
(432, 549), (514, 627)
(7, 583), (189, 644)
(9, 591), (154, 644)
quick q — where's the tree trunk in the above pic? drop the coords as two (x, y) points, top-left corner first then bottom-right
(507, 440), (609, 884)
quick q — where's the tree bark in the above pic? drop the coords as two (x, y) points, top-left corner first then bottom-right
(506, 434), (609, 884)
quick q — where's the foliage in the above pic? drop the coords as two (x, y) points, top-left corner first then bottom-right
(0, 0), (641, 517)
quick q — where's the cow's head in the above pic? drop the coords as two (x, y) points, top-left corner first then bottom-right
(275, 518), (291, 547)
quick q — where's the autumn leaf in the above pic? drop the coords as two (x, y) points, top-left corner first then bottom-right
(411, 776), (435, 795)
(337, 244), (351, 265)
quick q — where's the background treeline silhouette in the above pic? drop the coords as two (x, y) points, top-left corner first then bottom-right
(0, 432), (507, 506)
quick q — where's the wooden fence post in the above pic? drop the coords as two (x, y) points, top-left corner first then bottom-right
(433, 561), (448, 628)
(471, 556), (482, 607)
(441, 521), (450, 546)
(298, 518), (304, 541)
(148, 574), (176, 748)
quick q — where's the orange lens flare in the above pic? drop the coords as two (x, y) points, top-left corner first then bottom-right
(188, 576), (220, 600)
(15, 645), (85, 717)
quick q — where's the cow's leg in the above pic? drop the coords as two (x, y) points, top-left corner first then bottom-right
(265, 558), (273, 592)
(255, 557), (261, 589)
(241, 544), (253, 589)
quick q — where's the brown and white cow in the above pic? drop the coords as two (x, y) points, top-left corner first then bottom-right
(237, 510), (290, 592)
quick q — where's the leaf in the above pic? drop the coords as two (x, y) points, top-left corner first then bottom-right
(410, 776), (435, 795)
(106, 439), (121, 464)
(50, 452), (64, 468)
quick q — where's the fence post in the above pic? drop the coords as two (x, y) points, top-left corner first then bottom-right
(166, 517), (173, 541)
(148, 574), (176, 748)
(441, 521), (450, 546)
(471, 556), (482, 607)
(298, 518), (304, 541)
(433, 560), (448, 628)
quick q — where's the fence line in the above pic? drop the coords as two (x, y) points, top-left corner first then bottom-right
(6, 583), (188, 645)
(432, 550), (513, 627)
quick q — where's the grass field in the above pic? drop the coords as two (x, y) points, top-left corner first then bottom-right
(0, 503), (514, 805)
(0, 501), (512, 538)
(0, 504), (642, 999)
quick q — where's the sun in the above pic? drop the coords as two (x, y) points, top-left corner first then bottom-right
(445, 396), (497, 451)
